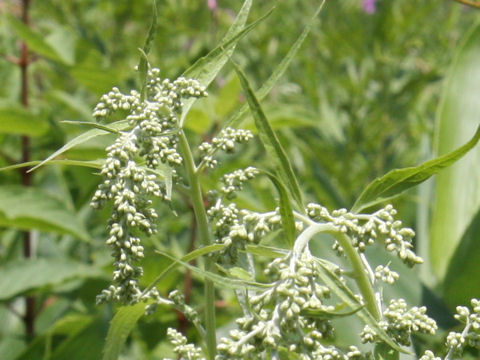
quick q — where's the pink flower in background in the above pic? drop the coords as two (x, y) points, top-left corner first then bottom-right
(208, 0), (217, 11)
(363, 0), (376, 14)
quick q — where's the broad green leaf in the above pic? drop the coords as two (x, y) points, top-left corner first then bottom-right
(102, 303), (147, 360)
(0, 185), (91, 242)
(179, 0), (259, 126)
(156, 249), (271, 291)
(262, 170), (296, 246)
(351, 124), (480, 213)
(214, 73), (241, 117)
(0, 105), (49, 136)
(52, 316), (107, 360)
(430, 24), (480, 278)
(314, 259), (408, 354)
(48, 90), (93, 120)
(7, 15), (68, 64)
(0, 159), (103, 173)
(233, 61), (304, 211)
(225, 1), (325, 129)
(0, 258), (104, 301)
(29, 120), (129, 172)
(443, 207), (480, 307)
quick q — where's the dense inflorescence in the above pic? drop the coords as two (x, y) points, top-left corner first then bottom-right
(167, 328), (205, 360)
(217, 250), (365, 360)
(306, 203), (423, 267)
(91, 68), (207, 305)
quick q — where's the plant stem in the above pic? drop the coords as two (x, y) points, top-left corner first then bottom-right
(18, 0), (36, 341)
(329, 231), (381, 320)
(178, 130), (216, 360)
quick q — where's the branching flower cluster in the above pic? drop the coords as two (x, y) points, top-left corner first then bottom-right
(91, 68), (207, 305)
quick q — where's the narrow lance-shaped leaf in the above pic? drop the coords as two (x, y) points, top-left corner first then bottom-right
(232, 60), (304, 211)
(179, 0), (261, 126)
(0, 159), (103, 173)
(102, 303), (147, 360)
(225, 0), (326, 129)
(137, 0), (158, 99)
(351, 123), (480, 213)
(155, 250), (271, 291)
(261, 170), (296, 247)
(29, 120), (129, 172)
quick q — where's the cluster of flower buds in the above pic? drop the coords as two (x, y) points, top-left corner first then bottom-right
(374, 265), (399, 285)
(198, 127), (253, 168)
(217, 251), (363, 359)
(306, 203), (423, 267)
(91, 68), (207, 305)
(361, 298), (437, 346)
(166, 328), (205, 360)
(220, 167), (259, 199)
(444, 298), (480, 356)
(207, 201), (282, 263)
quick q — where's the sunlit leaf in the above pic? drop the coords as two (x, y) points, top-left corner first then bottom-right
(233, 60), (304, 211)
(351, 124), (480, 213)
(0, 185), (91, 242)
(430, 24), (480, 278)
(0, 105), (49, 136)
(0, 258), (104, 301)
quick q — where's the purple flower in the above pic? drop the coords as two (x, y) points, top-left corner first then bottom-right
(208, 0), (217, 11)
(363, 0), (376, 14)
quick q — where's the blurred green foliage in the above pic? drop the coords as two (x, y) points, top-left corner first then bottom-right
(1, 0), (480, 359)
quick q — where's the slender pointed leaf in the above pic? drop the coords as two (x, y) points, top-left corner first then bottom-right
(232, 61), (303, 210)
(156, 250), (271, 291)
(225, 1), (325, 129)
(179, 0), (261, 126)
(262, 170), (296, 246)
(138, 0), (158, 99)
(0, 159), (103, 173)
(29, 120), (129, 172)
(61, 120), (122, 134)
(102, 303), (147, 360)
(351, 124), (480, 213)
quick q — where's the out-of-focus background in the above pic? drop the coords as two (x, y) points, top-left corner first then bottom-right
(1, 0), (480, 358)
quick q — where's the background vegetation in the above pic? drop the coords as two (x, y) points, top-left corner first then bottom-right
(0, 0), (480, 358)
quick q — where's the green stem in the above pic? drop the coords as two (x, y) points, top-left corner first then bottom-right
(329, 230), (381, 320)
(178, 130), (216, 359)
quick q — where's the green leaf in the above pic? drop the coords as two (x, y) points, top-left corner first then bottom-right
(443, 207), (480, 307)
(430, 24), (480, 279)
(262, 170), (296, 246)
(137, 0), (158, 99)
(232, 61), (304, 211)
(0, 185), (91, 242)
(29, 120), (129, 172)
(179, 0), (263, 126)
(155, 249), (271, 291)
(61, 120), (122, 134)
(0, 258), (104, 301)
(225, 1), (325, 129)
(0, 159), (103, 173)
(0, 105), (49, 136)
(7, 15), (69, 64)
(244, 244), (288, 258)
(102, 303), (147, 360)
(314, 259), (408, 354)
(351, 123), (480, 213)
(144, 244), (226, 294)
(374, 343), (399, 360)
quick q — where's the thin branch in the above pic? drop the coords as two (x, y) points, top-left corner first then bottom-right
(454, 0), (480, 9)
